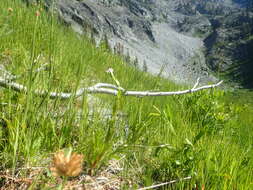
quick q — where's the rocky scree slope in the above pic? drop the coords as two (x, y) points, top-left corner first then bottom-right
(41, 0), (216, 85)
(166, 0), (253, 88)
(36, 0), (252, 87)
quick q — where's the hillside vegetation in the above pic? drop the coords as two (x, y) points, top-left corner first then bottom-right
(0, 1), (253, 189)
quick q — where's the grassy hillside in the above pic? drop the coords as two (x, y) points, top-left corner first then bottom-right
(0, 1), (253, 189)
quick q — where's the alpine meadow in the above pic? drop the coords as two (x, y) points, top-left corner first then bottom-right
(0, 1), (253, 189)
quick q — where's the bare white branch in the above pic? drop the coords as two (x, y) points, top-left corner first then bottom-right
(137, 176), (192, 190)
(4, 63), (49, 81)
(192, 77), (200, 90)
(1, 54), (49, 81)
(0, 76), (223, 99)
(0, 66), (15, 80)
(93, 83), (125, 91)
(32, 62), (50, 74)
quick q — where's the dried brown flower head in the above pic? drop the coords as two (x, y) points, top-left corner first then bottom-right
(50, 149), (83, 177)
(7, 8), (13, 13)
(35, 10), (40, 17)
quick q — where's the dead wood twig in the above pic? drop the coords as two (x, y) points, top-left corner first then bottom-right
(0, 77), (223, 99)
(137, 176), (192, 190)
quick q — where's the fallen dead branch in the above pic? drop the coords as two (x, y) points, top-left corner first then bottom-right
(137, 176), (192, 190)
(0, 76), (223, 99)
(2, 63), (49, 81)
(0, 66), (223, 99)
(0, 54), (49, 81)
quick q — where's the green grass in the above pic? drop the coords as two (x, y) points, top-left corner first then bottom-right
(0, 1), (253, 189)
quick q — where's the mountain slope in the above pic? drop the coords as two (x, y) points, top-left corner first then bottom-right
(44, 0), (217, 85)
(43, 0), (253, 87)
(1, 1), (253, 189)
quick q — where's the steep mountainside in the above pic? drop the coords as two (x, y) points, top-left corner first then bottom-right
(40, 0), (252, 87)
(41, 0), (215, 84)
(173, 0), (253, 87)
